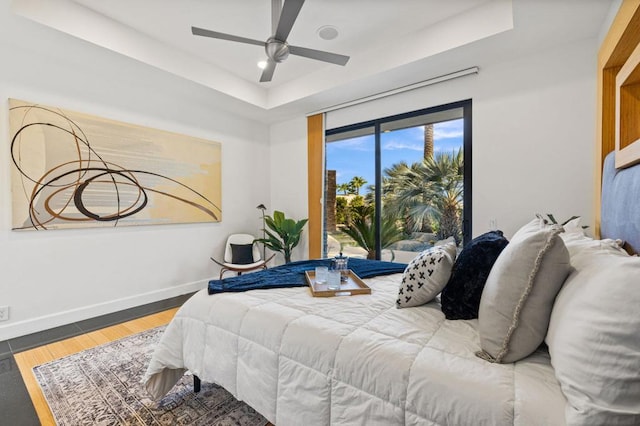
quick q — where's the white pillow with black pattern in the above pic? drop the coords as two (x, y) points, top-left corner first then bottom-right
(396, 241), (457, 308)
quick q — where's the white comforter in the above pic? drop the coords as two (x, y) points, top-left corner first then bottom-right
(143, 273), (566, 425)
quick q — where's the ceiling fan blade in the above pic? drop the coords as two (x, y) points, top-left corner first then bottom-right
(271, 0), (282, 35)
(288, 45), (350, 66)
(260, 59), (277, 82)
(191, 27), (265, 47)
(274, 0), (305, 42)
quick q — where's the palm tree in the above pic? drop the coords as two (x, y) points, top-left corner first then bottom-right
(382, 161), (435, 233)
(382, 149), (463, 243)
(349, 176), (367, 196)
(429, 183), (463, 242)
(424, 123), (434, 159)
(336, 183), (350, 195)
(342, 205), (403, 259)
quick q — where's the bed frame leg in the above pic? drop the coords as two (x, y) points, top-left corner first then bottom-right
(193, 375), (201, 393)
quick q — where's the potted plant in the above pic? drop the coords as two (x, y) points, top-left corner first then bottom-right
(255, 210), (308, 263)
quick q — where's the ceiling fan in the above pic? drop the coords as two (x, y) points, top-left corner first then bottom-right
(191, 0), (350, 82)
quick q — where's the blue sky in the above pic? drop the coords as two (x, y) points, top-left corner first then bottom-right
(326, 119), (464, 191)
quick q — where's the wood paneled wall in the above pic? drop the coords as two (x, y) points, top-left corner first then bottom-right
(307, 114), (323, 259)
(595, 0), (640, 236)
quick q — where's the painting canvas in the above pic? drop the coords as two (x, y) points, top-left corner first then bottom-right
(9, 99), (222, 230)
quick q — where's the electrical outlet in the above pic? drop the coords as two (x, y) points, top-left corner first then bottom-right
(489, 218), (498, 230)
(0, 306), (9, 322)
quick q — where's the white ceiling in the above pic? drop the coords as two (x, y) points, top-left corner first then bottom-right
(12, 0), (615, 122)
(73, 0), (492, 86)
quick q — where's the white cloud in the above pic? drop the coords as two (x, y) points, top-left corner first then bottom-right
(383, 139), (422, 151)
(434, 128), (464, 138)
(328, 135), (373, 151)
(434, 120), (464, 139)
(405, 127), (424, 139)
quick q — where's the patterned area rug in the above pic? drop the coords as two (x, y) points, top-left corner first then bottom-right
(33, 326), (268, 425)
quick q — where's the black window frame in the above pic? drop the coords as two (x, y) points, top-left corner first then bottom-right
(325, 99), (473, 258)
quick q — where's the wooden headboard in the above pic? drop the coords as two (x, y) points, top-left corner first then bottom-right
(596, 0), (640, 249)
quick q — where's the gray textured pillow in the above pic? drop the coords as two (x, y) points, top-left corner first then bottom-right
(477, 217), (571, 363)
(396, 242), (457, 308)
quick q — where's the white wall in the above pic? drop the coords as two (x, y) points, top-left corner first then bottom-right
(0, 4), (600, 340)
(273, 37), (597, 245)
(268, 118), (310, 264)
(0, 7), (270, 340)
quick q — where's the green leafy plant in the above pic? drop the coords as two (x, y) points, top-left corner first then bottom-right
(381, 149), (464, 242)
(255, 210), (308, 263)
(342, 205), (403, 260)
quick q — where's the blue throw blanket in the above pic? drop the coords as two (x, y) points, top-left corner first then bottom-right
(208, 258), (408, 294)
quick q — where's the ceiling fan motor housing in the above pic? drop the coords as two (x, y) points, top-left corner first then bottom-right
(191, 0), (349, 82)
(266, 37), (289, 62)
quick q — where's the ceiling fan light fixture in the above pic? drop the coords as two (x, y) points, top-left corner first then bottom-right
(191, 0), (350, 83)
(265, 37), (289, 63)
(317, 25), (339, 40)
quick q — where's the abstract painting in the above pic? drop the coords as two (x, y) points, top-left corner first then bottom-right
(9, 99), (222, 230)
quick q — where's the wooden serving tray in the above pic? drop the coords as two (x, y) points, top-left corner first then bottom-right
(305, 269), (371, 297)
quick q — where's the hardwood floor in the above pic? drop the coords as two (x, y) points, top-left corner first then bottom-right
(13, 308), (179, 426)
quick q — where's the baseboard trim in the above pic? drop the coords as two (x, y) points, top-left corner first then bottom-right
(0, 280), (207, 341)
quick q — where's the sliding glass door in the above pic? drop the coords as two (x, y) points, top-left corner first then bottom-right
(325, 126), (375, 259)
(324, 100), (471, 262)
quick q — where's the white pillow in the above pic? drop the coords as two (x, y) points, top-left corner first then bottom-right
(434, 236), (456, 246)
(477, 217), (571, 363)
(552, 216), (625, 256)
(559, 216), (586, 240)
(546, 243), (640, 425)
(558, 219), (625, 257)
(396, 242), (457, 308)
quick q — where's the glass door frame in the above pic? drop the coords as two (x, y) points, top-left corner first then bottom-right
(324, 99), (472, 259)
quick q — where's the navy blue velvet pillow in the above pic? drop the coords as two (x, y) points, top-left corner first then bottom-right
(230, 243), (254, 264)
(441, 230), (509, 320)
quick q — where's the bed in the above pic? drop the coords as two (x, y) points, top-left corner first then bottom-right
(143, 4), (640, 425)
(142, 189), (639, 425)
(142, 167), (640, 426)
(145, 265), (567, 425)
